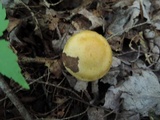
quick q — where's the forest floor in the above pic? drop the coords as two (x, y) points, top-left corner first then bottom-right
(1, 0), (160, 120)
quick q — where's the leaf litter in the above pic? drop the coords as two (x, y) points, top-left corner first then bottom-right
(104, 61), (160, 116)
(1, 0), (160, 119)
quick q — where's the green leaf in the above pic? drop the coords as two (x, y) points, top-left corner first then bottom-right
(0, 40), (30, 89)
(0, 2), (9, 37)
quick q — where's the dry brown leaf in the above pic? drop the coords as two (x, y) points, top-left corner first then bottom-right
(45, 59), (62, 78)
(78, 9), (105, 29)
(7, 17), (22, 32)
(46, 15), (59, 31)
(108, 36), (124, 52)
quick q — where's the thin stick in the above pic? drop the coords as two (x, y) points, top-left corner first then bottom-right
(0, 75), (32, 120)
(18, 0), (39, 30)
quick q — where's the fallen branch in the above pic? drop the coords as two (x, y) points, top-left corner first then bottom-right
(0, 75), (32, 120)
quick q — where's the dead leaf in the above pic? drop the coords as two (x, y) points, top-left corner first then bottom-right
(151, 0), (160, 10)
(108, 36), (124, 52)
(104, 61), (160, 116)
(107, 0), (152, 36)
(78, 9), (105, 29)
(71, 15), (91, 30)
(8, 25), (22, 43)
(101, 69), (120, 85)
(140, 0), (151, 22)
(152, 11), (160, 30)
(52, 34), (70, 54)
(49, 17), (59, 31)
(91, 81), (99, 100)
(54, 96), (67, 104)
(103, 88), (122, 112)
(118, 111), (140, 120)
(112, 57), (121, 67)
(45, 15), (59, 31)
(45, 59), (62, 78)
(87, 107), (105, 120)
(7, 17), (22, 32)
(74, 80), (88, 92)
(112, 0), (134, 8)
(57, 108), (65, 117)
(63, 72), (77, 88)
(107, 0), (140, 35)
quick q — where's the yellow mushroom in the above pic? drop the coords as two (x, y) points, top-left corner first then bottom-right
(62, 30), (112, 81)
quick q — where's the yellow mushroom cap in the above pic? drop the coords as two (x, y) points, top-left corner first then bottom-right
(62, 30), (112, 81)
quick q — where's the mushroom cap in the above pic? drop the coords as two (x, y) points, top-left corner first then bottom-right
(62, 30), (112, 81)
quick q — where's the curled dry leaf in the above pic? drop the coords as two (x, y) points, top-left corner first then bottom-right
(7, 18), (22, 43)
(63, 72), (77, 88)
(7, 17), (22, 32)
(107, 0), (152, 36)
(107, 0), (140, 35)
(103, 61), (160, 116)
(52, 34), (70, 54)
(78, 9), (105, 29)
(8, 24), (22, 43)
(140, 0), (151, 22)
(45, 59), (62, 78)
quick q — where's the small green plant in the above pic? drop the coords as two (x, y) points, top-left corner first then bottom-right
(0, 3), (29, 89)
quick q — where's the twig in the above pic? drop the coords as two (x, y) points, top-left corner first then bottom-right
(37, 81), (82, 100)
(60, 107), (89, 120)
(19, 56), (48, 63)
(43, 106), (89, 120)
(0, 74), (47, 103)
(0, 75), (32, 120)
(18, 0), (39, 30)
(43, 0), (63, 8)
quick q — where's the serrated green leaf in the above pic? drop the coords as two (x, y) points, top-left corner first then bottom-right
(0, 2), (9, 37)
(0, 40), (30, 89)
